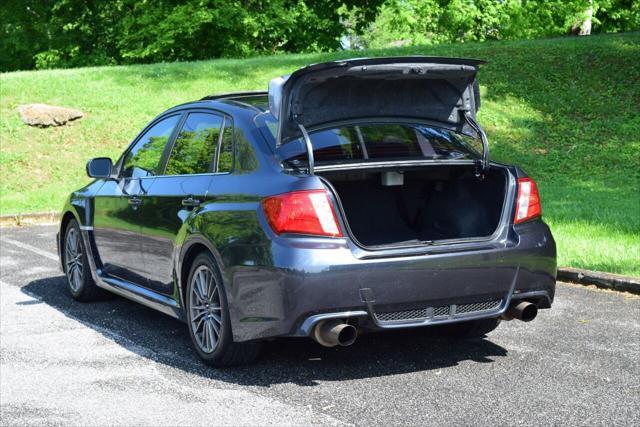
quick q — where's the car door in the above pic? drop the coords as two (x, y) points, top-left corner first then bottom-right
(137, 111), (229, 294)
(93, 114), (182, 285)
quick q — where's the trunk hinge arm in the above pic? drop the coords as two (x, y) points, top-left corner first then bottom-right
(295, 119), (315, 175)
(464, 112), (490, 178)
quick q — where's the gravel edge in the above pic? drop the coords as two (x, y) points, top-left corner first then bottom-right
(0, 212), (58, 227)
(557, 268), (640, 295)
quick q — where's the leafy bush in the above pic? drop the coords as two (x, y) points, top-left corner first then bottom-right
(0, 0), (381, 71)
(358, 0), (640, 48)
(2, 0), (638, 71)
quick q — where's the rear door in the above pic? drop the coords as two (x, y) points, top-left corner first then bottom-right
(93, 114), (182, 285)
(138, 111), (229, 294)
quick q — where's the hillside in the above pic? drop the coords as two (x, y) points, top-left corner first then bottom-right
(1, 33), (639, 275)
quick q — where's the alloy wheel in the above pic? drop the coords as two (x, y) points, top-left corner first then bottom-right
(189, 265), (223, 354)
(65, 227), (83, 293)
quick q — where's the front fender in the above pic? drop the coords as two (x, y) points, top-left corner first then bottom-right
(58, 180), (106, 268)
(59, 180), (106, 228)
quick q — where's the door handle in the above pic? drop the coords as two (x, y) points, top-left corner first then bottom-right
(181, 196), (201, 208)
(128, 196), (142, 207)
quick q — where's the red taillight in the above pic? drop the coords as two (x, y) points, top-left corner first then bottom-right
(261, 190), (343, 237)
(514, 177), (542, 224)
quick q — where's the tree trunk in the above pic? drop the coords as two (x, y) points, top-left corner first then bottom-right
(579, 0), (593, 35)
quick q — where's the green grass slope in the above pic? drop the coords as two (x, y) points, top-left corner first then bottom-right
(1, 33), (639, 276)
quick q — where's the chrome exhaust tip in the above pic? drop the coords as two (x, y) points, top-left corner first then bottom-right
(312, 319), (358, 347)
(502, 301), (538, 322)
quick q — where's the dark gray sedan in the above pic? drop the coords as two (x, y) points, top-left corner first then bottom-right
(57, 57), (556, 366)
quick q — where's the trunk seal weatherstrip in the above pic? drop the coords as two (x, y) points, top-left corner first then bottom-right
(319, 163), (515, 259)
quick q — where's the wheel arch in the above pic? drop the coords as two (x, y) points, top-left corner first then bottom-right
(60, 210), (79, 233)
(177, 235), (227, 310)
(58, 210), (81, 269)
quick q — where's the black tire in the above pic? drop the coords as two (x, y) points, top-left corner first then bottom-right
(62, 219), (104, 302)
(185, 252), (261, 367)
(437, 317), (501, 339)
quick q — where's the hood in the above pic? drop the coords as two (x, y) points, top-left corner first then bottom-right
(268, 56), (485, 145)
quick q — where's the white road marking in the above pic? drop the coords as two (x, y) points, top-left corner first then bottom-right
(0, 237), (58, 262)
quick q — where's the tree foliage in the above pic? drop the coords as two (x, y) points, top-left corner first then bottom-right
(1, 0), (637, 71)
(359, 0), (640, 48)
(1, 0), (381, 71)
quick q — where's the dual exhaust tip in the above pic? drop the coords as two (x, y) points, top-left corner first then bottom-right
(312, 319), (358, 347)
(312, 301), (537, 347)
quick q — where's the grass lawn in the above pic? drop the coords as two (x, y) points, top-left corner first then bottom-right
(1, 33), (639, 276)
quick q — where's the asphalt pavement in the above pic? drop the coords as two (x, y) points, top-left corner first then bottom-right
(1, 225), (639, 426)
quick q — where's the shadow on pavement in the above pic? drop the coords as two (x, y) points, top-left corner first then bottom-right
(22, 275), (508, 386)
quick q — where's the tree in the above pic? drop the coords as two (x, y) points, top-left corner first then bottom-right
(0, 0), (382, 71)
(1, 0), (637, 71)
(358, 0), (640, 49)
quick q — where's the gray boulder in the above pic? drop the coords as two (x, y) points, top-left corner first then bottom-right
(17, 104), (84, 127)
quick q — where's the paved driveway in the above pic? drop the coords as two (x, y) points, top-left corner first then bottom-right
(1, 225), (639, 425)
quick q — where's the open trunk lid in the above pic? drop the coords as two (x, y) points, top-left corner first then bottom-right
(268, 56), (486, 146)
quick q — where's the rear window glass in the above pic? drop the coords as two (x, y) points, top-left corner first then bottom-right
(256, 114), (482, 166)
(165, 113), (223, 176)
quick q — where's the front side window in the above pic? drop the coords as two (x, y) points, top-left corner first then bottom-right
(122, 115), (180, 178)
(165, 113), (223, 175)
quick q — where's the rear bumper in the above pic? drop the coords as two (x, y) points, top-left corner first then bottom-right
(227, 220), (556, 342)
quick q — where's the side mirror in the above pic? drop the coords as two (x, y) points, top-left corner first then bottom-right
(86, 157), (113, 179)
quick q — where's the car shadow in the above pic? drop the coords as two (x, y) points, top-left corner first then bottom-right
(22, 276), (508, 386)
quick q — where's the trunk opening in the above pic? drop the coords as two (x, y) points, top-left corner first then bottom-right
(320, 165), (508, 248)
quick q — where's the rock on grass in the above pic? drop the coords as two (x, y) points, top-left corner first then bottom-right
(17, 104), (83, 127)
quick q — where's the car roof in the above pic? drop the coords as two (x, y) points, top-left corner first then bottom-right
(160, 92), (269, 120)
(214, 92), (269, 112)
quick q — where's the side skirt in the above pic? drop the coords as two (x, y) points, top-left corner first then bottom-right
(79, 229), (186, 322)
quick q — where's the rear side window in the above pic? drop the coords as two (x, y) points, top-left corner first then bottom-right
(165, 113), (223, 175)
(122, 115), (180, 178)
(217, 120), (233, 173)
